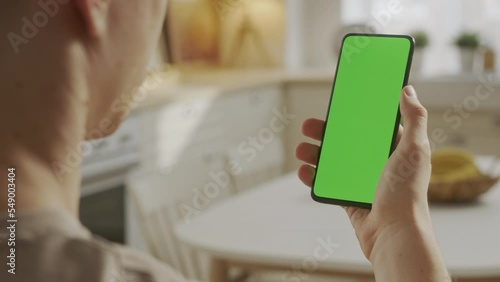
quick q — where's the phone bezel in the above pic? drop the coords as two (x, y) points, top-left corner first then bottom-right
(311, 33), (415, 210)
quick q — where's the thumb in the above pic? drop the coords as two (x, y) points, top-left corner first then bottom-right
(399, 85), (429, 149)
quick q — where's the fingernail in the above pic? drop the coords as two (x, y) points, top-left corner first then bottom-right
(405, 85), (416, 97)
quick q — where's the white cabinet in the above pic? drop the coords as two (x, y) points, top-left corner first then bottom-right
(427, 111), (500, 156)
(138, 84), (286, 190)
(414, 79), (500, 157)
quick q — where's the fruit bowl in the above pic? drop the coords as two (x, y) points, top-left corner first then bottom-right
(428, 149), (500, 202)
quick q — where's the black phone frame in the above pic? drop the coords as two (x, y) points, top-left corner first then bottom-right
(311, 33), (415, 210)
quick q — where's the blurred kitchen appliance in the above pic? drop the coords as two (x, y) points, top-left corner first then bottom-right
(79, 116), (141, 244)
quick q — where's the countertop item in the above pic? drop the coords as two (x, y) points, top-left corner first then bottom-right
(430, 150), (500, 202)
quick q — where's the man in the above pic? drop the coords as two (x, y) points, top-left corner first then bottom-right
(0, 1), (190, 281)
(0, 0), (450, 281)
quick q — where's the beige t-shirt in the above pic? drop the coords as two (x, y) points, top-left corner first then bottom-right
(0, 209), (192, 282)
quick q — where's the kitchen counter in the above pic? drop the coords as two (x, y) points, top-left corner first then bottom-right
(132, 68), (335, 113)
(133, 68), (500, 113)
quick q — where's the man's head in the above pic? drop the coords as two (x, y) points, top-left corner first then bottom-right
(75, 0), (168, 138)
(0, 0), (169, 214)
(1, 0), (168, 138)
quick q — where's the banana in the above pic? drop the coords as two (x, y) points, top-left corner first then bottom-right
(430, 148), (480, 182)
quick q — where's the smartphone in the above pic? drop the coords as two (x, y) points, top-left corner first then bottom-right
(311, 33), (414, 209)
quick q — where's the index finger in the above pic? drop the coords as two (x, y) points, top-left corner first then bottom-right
(302, 118), (325, 141)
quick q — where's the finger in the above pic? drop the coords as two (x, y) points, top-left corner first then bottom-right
(399, 86), (430, 150)
(298, 164), (316, 188)
(396, 124), (403, 145)
(295, 142), (320, 165)
(302, 118), (325, 141)
(343, 206), (355, 216)
(344, 207), (369, 230)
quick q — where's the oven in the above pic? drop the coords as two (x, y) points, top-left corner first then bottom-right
(79, 115), (142, 247)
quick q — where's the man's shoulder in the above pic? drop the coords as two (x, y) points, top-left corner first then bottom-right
(0, 233), (192, 282)
(83, 235), (194, 282)
(99, 237), (192, 281)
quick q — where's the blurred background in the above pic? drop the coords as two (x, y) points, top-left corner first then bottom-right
(79, 1), (500, 281)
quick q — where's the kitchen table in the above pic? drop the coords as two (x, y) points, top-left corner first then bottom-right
(175, 158), (500, 282)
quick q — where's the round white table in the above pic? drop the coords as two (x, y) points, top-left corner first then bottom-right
(175, 160), (500, 282)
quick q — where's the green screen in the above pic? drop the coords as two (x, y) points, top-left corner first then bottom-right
(313, 34), (412, 206)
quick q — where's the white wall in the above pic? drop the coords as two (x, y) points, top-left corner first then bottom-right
(285, 0), (342, 69)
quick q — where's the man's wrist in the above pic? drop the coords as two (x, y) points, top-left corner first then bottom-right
(370, 219), (427, 262)
(369, 217), (451, 282)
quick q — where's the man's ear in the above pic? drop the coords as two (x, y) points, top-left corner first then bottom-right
(75, 0), (111, 38)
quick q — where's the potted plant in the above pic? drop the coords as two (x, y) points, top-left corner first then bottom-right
(454, 32), (480, 72)
(410, 30), (429, 75)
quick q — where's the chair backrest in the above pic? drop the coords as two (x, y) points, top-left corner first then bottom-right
(127, 153), (235, 280)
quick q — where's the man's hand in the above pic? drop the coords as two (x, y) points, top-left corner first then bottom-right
(295, 86), (451, 282)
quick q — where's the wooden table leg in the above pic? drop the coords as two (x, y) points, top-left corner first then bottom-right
(209, 258), (228, 282)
